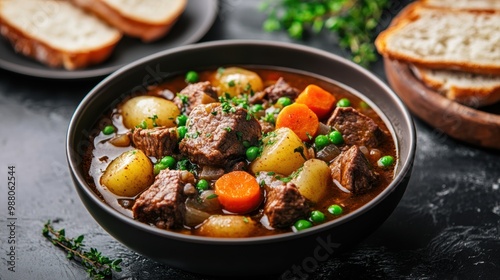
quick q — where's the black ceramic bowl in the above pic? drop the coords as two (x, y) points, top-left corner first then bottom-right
(67, 40), (416, 276)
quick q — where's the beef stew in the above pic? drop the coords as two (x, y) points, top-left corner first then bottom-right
(83, 66), (397, 237)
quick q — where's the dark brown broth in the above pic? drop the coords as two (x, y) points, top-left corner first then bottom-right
(83, 66), (397, 236)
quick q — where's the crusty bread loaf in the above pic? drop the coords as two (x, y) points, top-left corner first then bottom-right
(421, 0), (500, 11)
(375, 3), (500, 75)
(0, 0), (122, 70)
(71, 0), (187, 42)
(410, 65), (500, 107)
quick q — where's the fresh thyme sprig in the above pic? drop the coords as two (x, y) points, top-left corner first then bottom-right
(259, 0), (390, 67)
(42, 220), (122, 280)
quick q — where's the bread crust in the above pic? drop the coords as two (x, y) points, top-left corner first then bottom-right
(0, 17), (120, 70)
(71, 0), (187, 42)
(421, 0), (500, 12)
(411, 65), (500, 107)
(375, 3), (500, 75)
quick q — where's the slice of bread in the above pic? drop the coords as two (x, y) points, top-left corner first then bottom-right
(0, 0), (122, 70)
(421, 0), (500, 12)
(71, 0), (187, 42)
(410, 65), (500, 107)
(375, 3), (500, 75)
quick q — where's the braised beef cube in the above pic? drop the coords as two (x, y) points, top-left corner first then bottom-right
(264, 182), (310, 229)
(132, 170), (195, 229)
(174, 81), (219, 115)
(263, 77), (300, 103)
(327, 107), (385, 148)
(248, 90), (267, 104)
(131, 127), (178, 158)
(259, 119), (275, 134)
(179, 103), (261, 166)
(329, 145), (378, 194)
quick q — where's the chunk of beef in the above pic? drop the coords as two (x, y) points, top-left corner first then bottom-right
(329, 145), (378, 194)
(174, 81), (219, 115)
(327, 107), (385, 148)
(263, 77), (300, 103)
(264, 182), (310, 229)
(132, 170), (195, 229)
(250, 78), (300, 104)
(179, 103), (261, 166)
(258, 119), (275, 134)
(130, 127), (178, 158)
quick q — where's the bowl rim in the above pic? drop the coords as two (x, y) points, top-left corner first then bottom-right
(67, 39), (416, 244)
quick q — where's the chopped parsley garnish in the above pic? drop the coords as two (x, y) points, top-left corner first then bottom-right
(236, 131), (243, 141)
(148, 114), (159, 127)
(177, 93), (188, 104)
(136, 120), (148, 129)
(262, 111), (276, 124)
(259, 180), (266, 188)
(206, 193), (219, 199)
(177, 93), (189, 113)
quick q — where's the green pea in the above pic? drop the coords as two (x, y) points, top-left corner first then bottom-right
(154, 163), (167, 175)
(196, 179), (209, 191)
(378, 155), (394, 167)
(251, 104), (264, 113)
(294, 219), (313, 231)
(328, 204), (343, 215)
(176, 114), (188, 126)
(185, 71), (199, 83)
(310, 210), (325, 223)
(102, 125), (115, 135)
(246, 146), (260, 161)
(277, 97), (292, 107)
(360, 101), (370, 110)
(160, 156), (176, 169)
(314, 135), (330, 150)
(336, 98), (351, 107)
(177, 126), (187, 140)
(328, 130), (344, 145)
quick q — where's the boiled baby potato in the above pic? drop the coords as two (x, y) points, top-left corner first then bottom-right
(121, 96), (179, 129)
(100, 149), (154, 197)
(214, 67), (263, 97)
(292, 159), (330, 203)
(250, 127), (307, 176)
(196, 215), (257, 238)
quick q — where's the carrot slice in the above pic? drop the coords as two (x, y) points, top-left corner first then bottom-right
(295, 84), (336, 119)
(214, 171), (263, 214)
(275, 103), (319, 141)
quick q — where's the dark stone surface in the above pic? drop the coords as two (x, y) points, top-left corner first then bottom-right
(1, 1), (499, 279)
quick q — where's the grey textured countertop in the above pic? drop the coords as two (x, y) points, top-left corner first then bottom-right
(1, 1), (500, 279)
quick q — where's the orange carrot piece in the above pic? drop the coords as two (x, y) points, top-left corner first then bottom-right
(295, 84), (336, 119)
(214, 171), (263, 214)
(275, 103), (319, 141)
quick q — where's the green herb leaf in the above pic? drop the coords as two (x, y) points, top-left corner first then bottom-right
(42, 220), (122, 280)
(260, 0), (390, 67)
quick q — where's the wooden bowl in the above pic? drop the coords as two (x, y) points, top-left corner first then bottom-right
(384, 58), (500, 150)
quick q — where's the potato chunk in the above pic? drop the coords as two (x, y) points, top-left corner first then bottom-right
(292, 159), (330, 203)
(249, 127), (307, 176)
(100, 149), (154, 197)
(196, 215), (257, 238)
(213, 67), (263, 97)
(121, 96), (180, 129)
